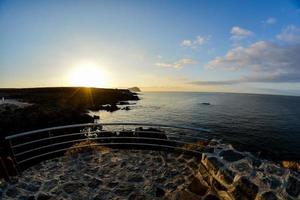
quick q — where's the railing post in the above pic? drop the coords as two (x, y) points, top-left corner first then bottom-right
(7, 139), (20, 176)
(0, 156), (10, 181)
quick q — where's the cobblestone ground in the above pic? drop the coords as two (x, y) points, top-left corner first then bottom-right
(0, 150), (203, 200)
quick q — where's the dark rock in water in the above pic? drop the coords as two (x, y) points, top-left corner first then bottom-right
(286, 175), (300, 197)
(188, 177), (208, 196)
(257, 191), (278, 200)
(155, 186), (165, 197)
(93, 115), (100, 120)
(118, 101), (130, 105)
(219, 150), (245, 162)
(121, 106), (131, 110)
(101, 104), (119, 112)
(201, 102), (210, 105)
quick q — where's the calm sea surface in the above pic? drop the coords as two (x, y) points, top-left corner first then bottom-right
(92, 92), (300, 161)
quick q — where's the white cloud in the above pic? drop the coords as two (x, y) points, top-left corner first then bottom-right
(181, 35), (209, 48)
(156, 58), (196, 69)
(195, 36), (205, 45)
(181, 40), (193, 47)
(230, 26), (254, 41)
(191, 41), (300, 85)
(262, 17), (277, 25)
(277, 25), (300, 43)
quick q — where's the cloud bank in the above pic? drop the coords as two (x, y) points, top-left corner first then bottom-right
(156, 58), (196, 69)
(181, 35), (209, 48)
(277, 25), (300, 43)
(191, 24), (300, 86)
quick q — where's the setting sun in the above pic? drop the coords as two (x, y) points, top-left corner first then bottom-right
(68, 62), (109, 88)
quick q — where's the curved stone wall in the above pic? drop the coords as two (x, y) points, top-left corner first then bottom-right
(190, 139), (300, 200)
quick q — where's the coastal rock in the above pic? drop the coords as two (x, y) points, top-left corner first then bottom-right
(166, 189), (201, 200)
(217, 168), (235, 185)
(286, 175), (300, 197)
(261, 176), (281, 189)
(231, 176), (258, 200)
(203, 194), (220, 200)
(219, 150), (245, 162)
(203, 156), (224, 174)
(155, 186), (165, 197)
(187, 177), (208, 196)
(257, 191), (278, 200)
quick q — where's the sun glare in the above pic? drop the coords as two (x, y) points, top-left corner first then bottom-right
(68, 62), (109, 88)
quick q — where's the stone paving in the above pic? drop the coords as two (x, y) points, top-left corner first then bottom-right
(1, 140), (299, 200)
(0, 149), (212, 200)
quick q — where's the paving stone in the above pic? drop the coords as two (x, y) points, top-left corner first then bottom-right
(18, 196), (35, 200)
(87, 178), (103, 188)
(127, 174), (144, 182)
(6, 187), (20, 198)
(42, 179), (58, 192)
(62, 182), (85, 194)
(36, 192), (54, 200)
(114, 184), (135, 196)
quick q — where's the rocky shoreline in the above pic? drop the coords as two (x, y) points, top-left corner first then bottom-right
(1, 139), (299, 200)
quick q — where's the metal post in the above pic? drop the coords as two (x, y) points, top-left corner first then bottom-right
(8, 139), (20, 176)
(0, 157), (10, 181)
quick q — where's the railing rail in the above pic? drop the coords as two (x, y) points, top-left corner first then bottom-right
(4, 122), (210, 174)
(5, 122), (210, 140)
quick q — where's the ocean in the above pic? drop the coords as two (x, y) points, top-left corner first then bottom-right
(91, 92), (300, 161)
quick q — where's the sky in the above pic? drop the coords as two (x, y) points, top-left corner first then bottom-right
(1, 0), (300, 95)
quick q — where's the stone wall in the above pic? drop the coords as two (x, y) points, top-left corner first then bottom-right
(193, 140), (299, 200)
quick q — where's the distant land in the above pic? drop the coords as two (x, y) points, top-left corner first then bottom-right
(128, 87), (141, 92)
(0, 87), (139, 138)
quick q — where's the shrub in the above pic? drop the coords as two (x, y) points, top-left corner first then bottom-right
(65, 140), (111, 156)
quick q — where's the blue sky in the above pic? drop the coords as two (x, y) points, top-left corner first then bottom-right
(1, 0), (300, 95)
